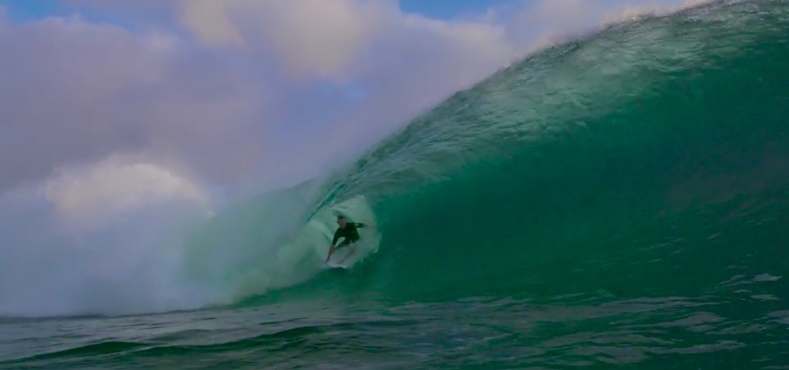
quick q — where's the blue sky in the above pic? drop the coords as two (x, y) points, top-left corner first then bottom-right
(1, 0), (516, 22)
(0, 0), (57, 19)
(399, 0), (514, 19)
(0, 0), (157, 27)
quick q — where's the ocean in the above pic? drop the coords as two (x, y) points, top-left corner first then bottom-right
(2, 0), (788, 368)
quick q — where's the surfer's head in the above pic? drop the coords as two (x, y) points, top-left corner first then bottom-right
(336, 215), (347, 227)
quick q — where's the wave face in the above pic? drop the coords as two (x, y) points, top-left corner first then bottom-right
(246, 0), (789, 305)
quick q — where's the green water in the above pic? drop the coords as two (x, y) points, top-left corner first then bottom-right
(2, 0), (789, 368)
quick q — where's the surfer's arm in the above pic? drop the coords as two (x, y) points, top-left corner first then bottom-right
(326, 230), (342, 263)
(331, 229), (342, 246)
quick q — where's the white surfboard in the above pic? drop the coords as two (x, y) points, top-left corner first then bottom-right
(325, 260), (349, 269)
(324, 243), (359, 269)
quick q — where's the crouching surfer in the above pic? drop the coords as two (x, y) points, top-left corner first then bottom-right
(325, 215), (375, 264)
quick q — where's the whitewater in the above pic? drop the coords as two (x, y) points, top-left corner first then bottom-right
(1, 0), (789, 368)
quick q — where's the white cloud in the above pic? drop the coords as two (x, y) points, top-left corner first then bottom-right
(44, 154), (213, 233)
(179, 0), (394, 80)
(0, 155), (219, 316)
(0, 15), (269, 193)
(178, 0), (245, 48)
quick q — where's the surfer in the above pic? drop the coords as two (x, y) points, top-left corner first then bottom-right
(325, 215), (374, 264)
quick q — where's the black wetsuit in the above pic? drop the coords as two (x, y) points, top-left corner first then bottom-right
(332, 223), (365, 248)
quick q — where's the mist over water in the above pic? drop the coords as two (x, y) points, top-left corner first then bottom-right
(0, 157), (217, 316)
(0, 158), (379, 317)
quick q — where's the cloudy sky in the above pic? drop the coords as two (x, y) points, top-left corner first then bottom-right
(0, 0), (695, 203)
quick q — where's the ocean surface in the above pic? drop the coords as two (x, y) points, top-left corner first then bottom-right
(2, 0), (789, 368)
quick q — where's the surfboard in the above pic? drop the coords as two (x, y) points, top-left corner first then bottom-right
(324, 243), (356, 269)
(325, 260), (349, 269)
